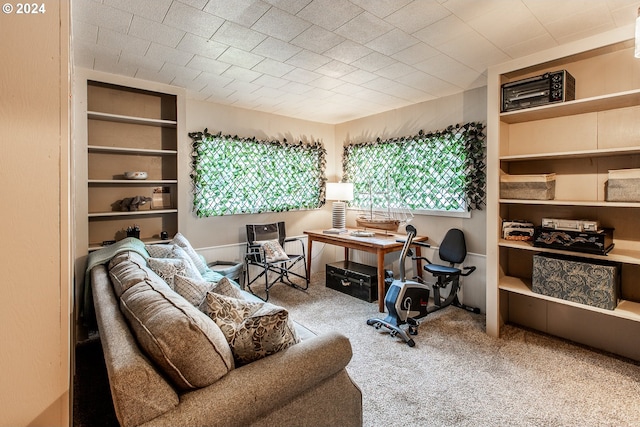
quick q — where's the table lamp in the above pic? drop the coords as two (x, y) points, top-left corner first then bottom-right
(325, 182), (354, 233)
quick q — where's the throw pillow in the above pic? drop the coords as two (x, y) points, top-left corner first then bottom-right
(119, 275), (234, 390)
(148, 257), (201, 289)
(261, 240), (289, 263)
(171, 232), (208, 274)
(205, 292), (300, 365)
(174, 275), (244, 312)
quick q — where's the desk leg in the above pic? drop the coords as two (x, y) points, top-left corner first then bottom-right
(377, 250), (385, 312)
(306, 237), (313, 281)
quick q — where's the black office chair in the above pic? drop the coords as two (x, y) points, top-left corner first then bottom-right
(418, 228), (479, 314)
(244, 222), (309, 301)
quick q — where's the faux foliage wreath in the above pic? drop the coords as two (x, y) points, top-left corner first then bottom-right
(188, 129), (327, 217)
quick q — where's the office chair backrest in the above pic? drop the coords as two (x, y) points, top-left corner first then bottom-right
(246, 222), (286, 246)
(439, 228), (467, 265)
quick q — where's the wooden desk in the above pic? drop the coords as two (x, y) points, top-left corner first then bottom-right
(304, 229), (428, 312)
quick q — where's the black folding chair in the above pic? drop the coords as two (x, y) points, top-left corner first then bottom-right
(244, 222), (309, 301)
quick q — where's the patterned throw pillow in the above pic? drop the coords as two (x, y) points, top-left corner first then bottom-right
(148, 257), (201, 289)
(171, 233), (208, 274)
(205, 292), (300, 365)
(261, 240), (289, 263)
(174, 275), (243, 311)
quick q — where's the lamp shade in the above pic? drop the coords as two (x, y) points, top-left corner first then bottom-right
(326, 182), (354, 201)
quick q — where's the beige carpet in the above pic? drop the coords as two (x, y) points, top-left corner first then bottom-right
(264, 273), (640, 427)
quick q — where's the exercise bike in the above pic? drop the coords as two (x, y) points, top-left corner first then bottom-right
(366, 224), (479, 347)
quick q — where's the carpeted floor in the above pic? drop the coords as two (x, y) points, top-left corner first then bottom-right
(74, 273), (640, 426)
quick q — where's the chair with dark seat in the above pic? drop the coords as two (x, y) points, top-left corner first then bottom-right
(244, 222), (309, 301)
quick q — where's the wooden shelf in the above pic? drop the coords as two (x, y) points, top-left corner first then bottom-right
(499, 89), (640, 124)
(499, 275), (640, 321)
(88, 209), (177, 218)
(88, 179), (178, 185)
(88, 145), (177, 155)
(88, 237), (170, 252)
(88, 111), (177, 127)
(498, 238), (640, 265)
(499, 199), (640, 207)
(500, 146), (640, 162)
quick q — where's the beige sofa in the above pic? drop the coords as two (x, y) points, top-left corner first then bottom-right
(90, 245), (362, 427)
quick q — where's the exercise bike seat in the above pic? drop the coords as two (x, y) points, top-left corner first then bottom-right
(423, 264), (460, 276)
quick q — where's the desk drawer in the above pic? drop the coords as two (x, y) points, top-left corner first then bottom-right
(326, 261), (378, 302)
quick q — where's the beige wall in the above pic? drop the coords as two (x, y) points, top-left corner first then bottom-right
(0, 1), (71, 426)
(181, 99), (338, 249)
(335, 87), (488, 255)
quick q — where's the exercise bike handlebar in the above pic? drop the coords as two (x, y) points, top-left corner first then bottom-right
(398, 224), (417, 282)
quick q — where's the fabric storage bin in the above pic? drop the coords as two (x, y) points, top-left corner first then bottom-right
(500, 173), (556, 200)
(606, 168), (640, 202)
(532, 253), (620, 310)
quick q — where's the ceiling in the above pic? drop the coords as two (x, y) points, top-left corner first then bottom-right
(72, 0), (640, 124)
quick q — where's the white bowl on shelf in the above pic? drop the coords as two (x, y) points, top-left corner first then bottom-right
(124, 171), (148, 180)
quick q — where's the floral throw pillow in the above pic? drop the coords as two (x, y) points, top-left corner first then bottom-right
(205, 292), (300, 365)
(261, 240), (289, 263)
(174, 275), (243, 312)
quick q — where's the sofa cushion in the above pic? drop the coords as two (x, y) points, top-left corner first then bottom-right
(108, 251), (156, 298)
(205, 292), (300, 365)
(119, 276), (234, 391)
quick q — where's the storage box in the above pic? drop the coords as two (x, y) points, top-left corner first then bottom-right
(500, 173), (556, 200)
(532, 227), (614, 255)
(326, 261), (378, 302)
(606, 168), (640, 202)
(532, 253), (620, 310)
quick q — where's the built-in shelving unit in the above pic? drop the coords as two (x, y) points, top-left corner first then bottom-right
(84, 79), (180, 251)
(486, 27), (640, 361)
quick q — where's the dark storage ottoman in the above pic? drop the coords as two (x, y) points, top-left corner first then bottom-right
(326, 261), (378, 302)
(532, 253), (620, 310)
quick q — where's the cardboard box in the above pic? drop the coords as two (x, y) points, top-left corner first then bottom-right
(500, 173), (556, 200)
(607, 168), (640, 202)
(532, 253), (620, 310)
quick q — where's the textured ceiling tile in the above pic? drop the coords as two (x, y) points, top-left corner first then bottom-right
(128, 16), (185, 48)
(218, 47), (265, 68)
(501, 33), (557, 58)
(104, 0), (173, 23)
(177, 0), (208, 9)
(468, 3), (547, 50)
(212, 21), (267, 51)
(251, 7), (312, 41)
(412, 15), (473, 47)
(283, 67), (322, 84)
(541, 5), (617, 43)
(438, 33), (510, 73)
(98, 27), (150, 56)
(297, 0), (363, 31)
(186, 55), (232, 75)
(366, 28), (419, 56)
(286, 49), (332, 70)
(384, 1), (451, 34)
(135, 67), (176, 84)
(252, 58), (296, 77)
(334, 11), (395, 44)
(264, 0), (312, 14)
(308, 75), (343, 90)
(341, 69), (378, 85)
(374, 62), (416, 79)
(221, 65), (263, 82)
(315, 60), (357, 78)
(163, 1), (224, 38)
(396, 70), (459, 97)
(323, 40), (373, 63)
(391, 42), (439, 65)
(119, 51), (165, 72)
(280, 81), (314, 94)
(193, 71), (235, 88)
(441, 0), (511, 22)
(414, 53), (479, 89)
(73, 20), (98, 44)
(291, 25), (345, 54)
(145, 43), (194, 66)
(73, 0), (133, 33)
(252, 37), (302, 61)
(350, 52), (397, 72)
(349, 0), (412, 19)
(95, 56), (138, 77)
(177, 34), (227, 59)
(160, 62), (202, 80)
(252, 74), (289, 89)
(203, 0), (272, 26)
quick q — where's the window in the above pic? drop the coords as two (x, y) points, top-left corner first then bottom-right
(343, 122), (485, 214)
(189, 130), (327, 217)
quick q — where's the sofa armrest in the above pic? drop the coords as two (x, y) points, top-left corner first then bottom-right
(142, 332), (354, 427)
